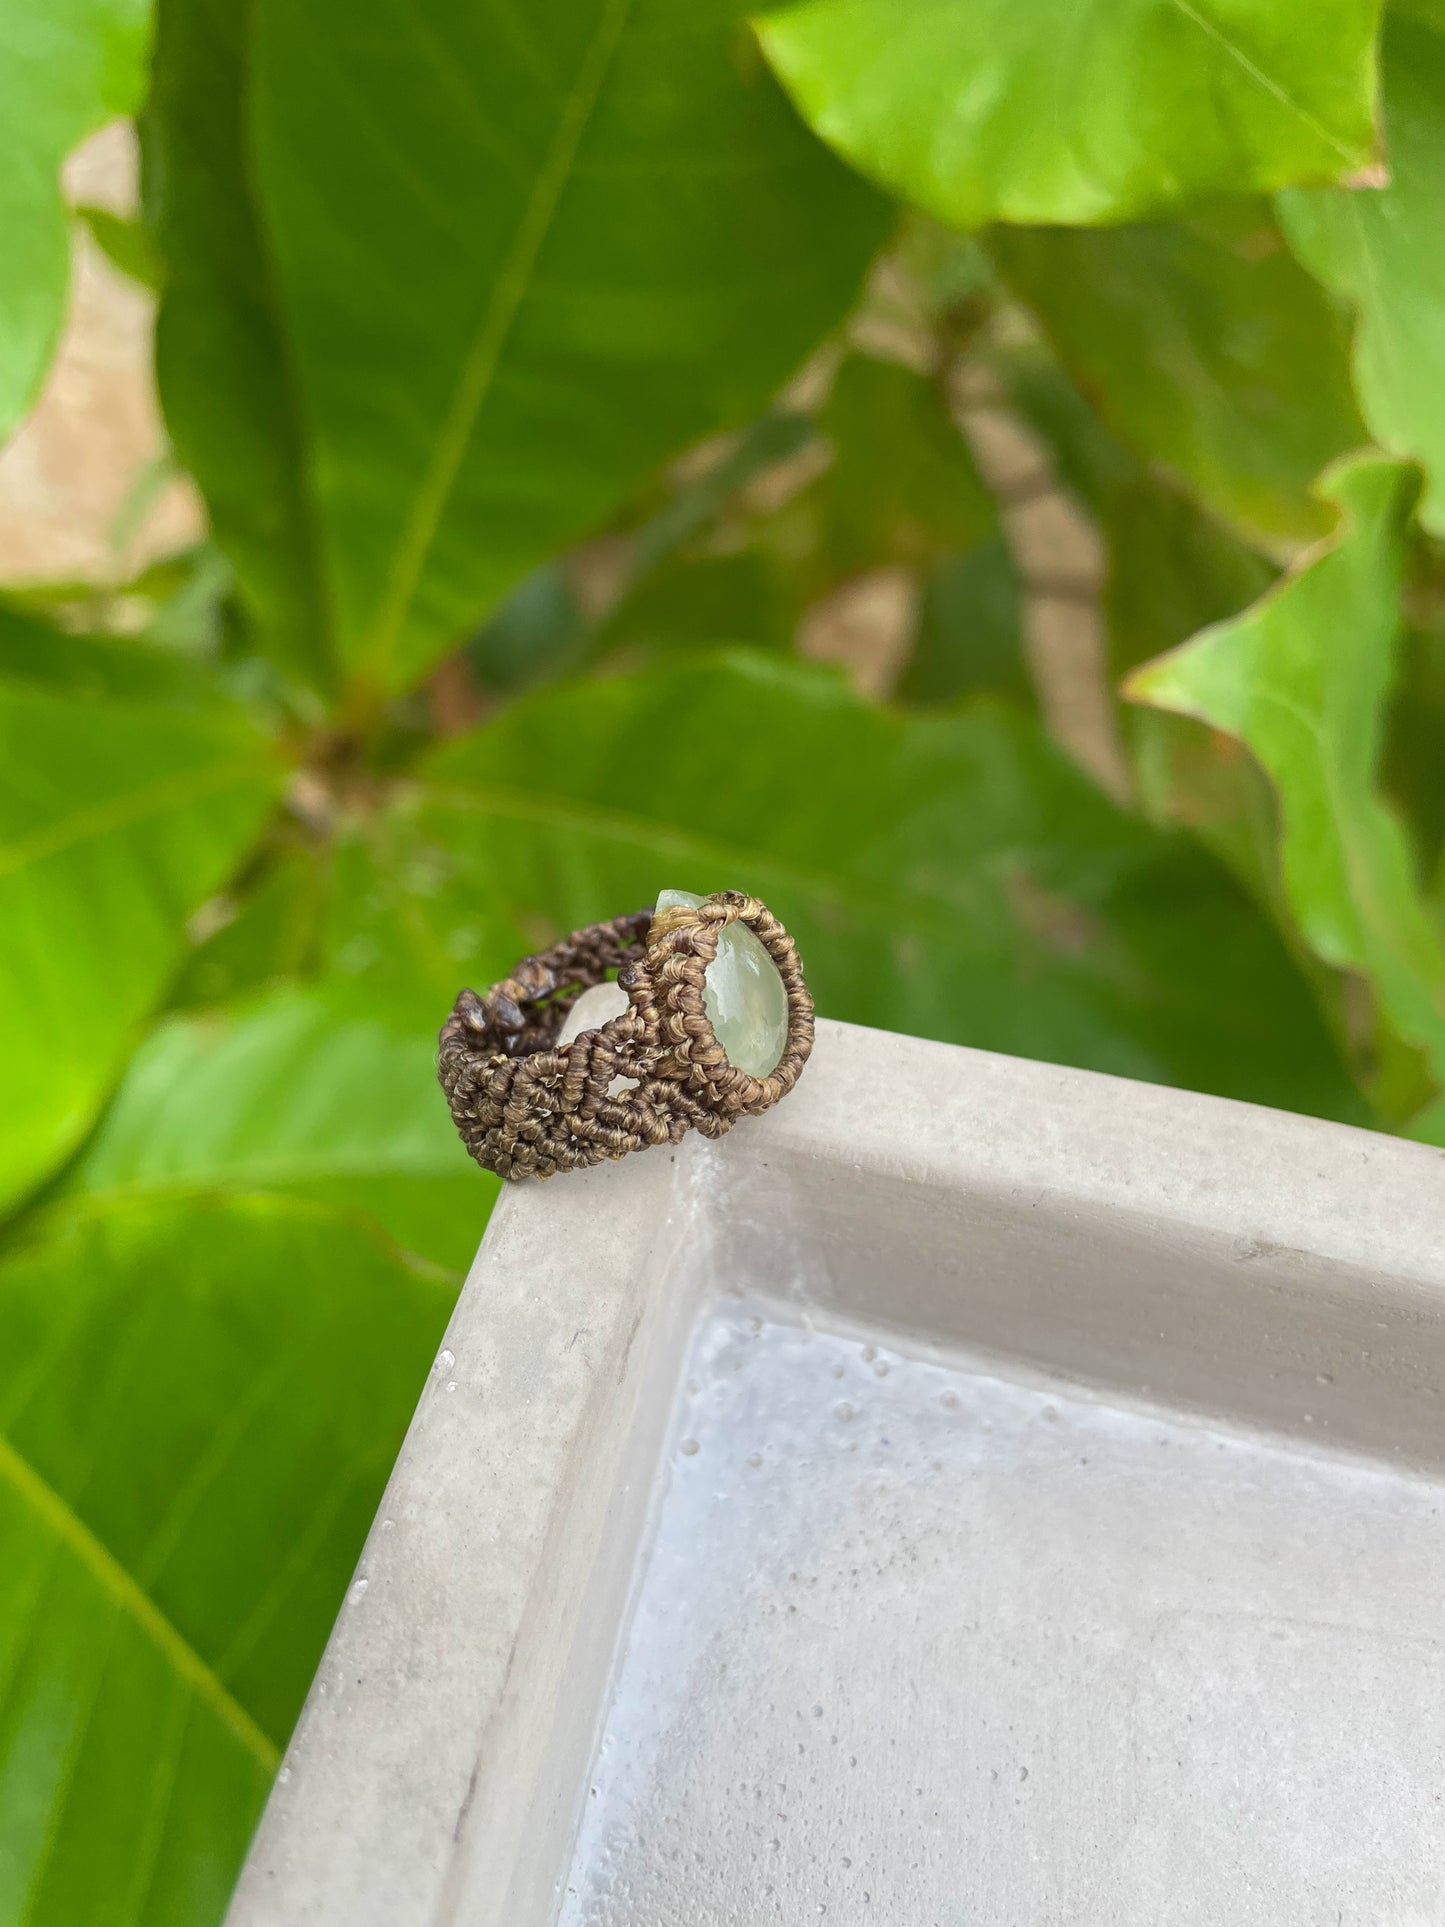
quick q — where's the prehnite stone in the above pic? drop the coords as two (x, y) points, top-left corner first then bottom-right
(656, 889), (789, 1078)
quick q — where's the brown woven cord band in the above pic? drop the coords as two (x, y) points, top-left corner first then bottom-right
(437, 892), (814, 1181)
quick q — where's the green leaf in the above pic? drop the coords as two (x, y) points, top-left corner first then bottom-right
(69, 986), (494, 1273)
(0, 1191), (453, 1925)
(0, 546), (234, 666)
(139, 545), (237, 660)
(150, 0), (336, 694)
(756, 0), (1383, 229)
(896, 533), (1027, 708)
(1104, 479), (1287, 888)
(990, 204), (1366, 548)
(153, 0), (890, 699)
(1410, 1087), (1445, 1145)
(597, 549), (801, 663)
(467, 564), (585, 695)
(0, 602), (219, 707)
(0, 0), (151, 441)
(165, 844), (325, 1011)
(348, 650), (1363, 1119)
(1279, 12), (1445, 537)
(0, 653), (281, 1212)
(807, 351), (995, 580)
(1129, 454), (1445, 1093)
(1105, 479), (1278, 681)
(315, 806), (530, 1038)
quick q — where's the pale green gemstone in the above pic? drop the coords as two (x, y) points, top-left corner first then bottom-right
(656, 889), (789, 1078)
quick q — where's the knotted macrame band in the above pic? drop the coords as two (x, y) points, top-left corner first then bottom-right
(438, 892), (814, 1181)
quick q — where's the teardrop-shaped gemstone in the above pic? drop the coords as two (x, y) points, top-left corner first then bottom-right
(655, 889), (788, 1077)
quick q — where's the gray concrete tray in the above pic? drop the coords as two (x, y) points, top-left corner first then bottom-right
(228, 992), (1445, 1927)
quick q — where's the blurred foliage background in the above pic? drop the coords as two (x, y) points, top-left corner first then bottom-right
(2, 0), (1444, 1914)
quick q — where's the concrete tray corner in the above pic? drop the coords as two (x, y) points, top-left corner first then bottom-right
(229, 993), (1445, 1926)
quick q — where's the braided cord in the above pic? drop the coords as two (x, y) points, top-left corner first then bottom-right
(438, 895), (813, 1181)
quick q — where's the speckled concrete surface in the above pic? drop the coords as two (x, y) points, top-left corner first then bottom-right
(227, 997), (1445, 1927)
(561, 1306), (1445, 1926)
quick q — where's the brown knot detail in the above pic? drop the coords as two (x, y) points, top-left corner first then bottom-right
(437, 892), (814, 1181)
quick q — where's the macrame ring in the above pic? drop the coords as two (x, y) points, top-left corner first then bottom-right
(437, 891), (814, 1182)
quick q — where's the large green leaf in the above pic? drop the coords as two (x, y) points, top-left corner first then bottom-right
(1129, 454), (1445, 1095)
(70, 986), (496, 1272)
(0, 1191), (454, 1926)
(150, 0), (335, 694)
(0, 602), (221, 707)
(165, 844), (326, 1012)
(337, 651), (1362, 1119)
(0, 647), (281, 1214)
(806, 350), (995, 580)
(897, 534), (1027, 709)
(1280, 12), (1445, 536)
(756, 0), (1383, 229)
(1105, 480), (1278, 682)
(153, 0), (890, 699)
(597, 548), (802, 665)
(0, 0), (150, 441)
(991, 205), (1366, 548)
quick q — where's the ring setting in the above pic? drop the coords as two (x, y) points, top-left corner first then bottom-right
(438, 891), (814, 1181)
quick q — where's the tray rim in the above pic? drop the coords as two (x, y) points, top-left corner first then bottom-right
(225, 1000), (1445, 1927)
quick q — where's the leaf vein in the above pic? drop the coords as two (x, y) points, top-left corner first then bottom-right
(0, 755), (273, 879)
(358, 0), (637, 686)
(1166, 0), (1358, 163)
(0, 1429), (279, 1774)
